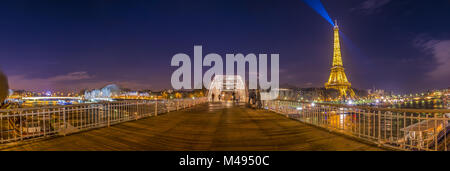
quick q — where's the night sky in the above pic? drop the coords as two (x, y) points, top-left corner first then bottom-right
(0, 0), (449, 93)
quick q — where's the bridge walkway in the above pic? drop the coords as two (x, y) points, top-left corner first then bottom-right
(2, 103), (382, 151)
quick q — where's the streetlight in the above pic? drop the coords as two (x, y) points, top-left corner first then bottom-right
(347, 100), (353, 105)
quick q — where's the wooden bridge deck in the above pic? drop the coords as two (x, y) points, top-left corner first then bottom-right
(2, 103), (382, 151)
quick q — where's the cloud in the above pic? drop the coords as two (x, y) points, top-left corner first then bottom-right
(49, 71), (92, 81)
(76, 81), (151, 90)
(9, 75), (56, 91)
(8, 71), (151, 91)
(414, 37), (450, 81)
(424, 41), (450, 80)
(8, 71), (92, 91)
(352, 0), (392, 14)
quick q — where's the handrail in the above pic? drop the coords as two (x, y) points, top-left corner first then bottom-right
(0, 99), (193, 112)
(276, 100), (450, 113)
(0, 98), (207, 144)
(264, 100), (450, 151)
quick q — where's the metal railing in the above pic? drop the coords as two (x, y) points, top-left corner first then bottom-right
(263, 100), (450, 151)
(0, 98), (206, 144)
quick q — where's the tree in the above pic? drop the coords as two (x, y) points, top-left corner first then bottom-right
(0, 71), (9, 104)
(162, 91), (169, 99)
(175, 92), (182, 99)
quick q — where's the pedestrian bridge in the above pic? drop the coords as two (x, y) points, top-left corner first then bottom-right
(0, 101), (381, 151)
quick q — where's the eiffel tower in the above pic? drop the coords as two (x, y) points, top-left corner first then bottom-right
(325, 20), (355, 99)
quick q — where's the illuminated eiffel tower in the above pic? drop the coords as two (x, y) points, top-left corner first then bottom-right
(325, 20), (355, 99)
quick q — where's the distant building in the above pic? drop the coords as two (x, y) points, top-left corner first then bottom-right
(277, 88), (297, 101)
(299, 88), (340, 102)
(276, 87), (343, 102)
(440, 88), (449, 109)
(368, 89), (385, 98)
(84, 84), (120, 101)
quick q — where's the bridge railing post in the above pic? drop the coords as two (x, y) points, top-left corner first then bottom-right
(43, 109), (46, 137)
(136, 102), (139, 121)
(107, 103), (111, 128)
(155, 99), (158, 116)
(19, 110), (23, 141)
(167, 100), (170, 113)
(434, 113), (438, 151)
(62, 107), (66, 136)
(378, 110), (381, 146)
(276, 101), (279, 113)
(443, 114), (448, 151)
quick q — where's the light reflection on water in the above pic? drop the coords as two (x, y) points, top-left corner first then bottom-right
(299, 108), (440, 142)
(285, 98), (449, 149)
(388, 99), (445, 109)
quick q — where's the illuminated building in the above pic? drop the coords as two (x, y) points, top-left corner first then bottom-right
(325, 20), (355, 99)
(84, 84), (120, 101)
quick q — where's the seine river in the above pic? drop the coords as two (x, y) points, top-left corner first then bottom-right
(388, 99), (447, 109)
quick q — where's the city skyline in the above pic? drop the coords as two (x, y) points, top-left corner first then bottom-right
(0, 0), (449, 93)
(1, 0), (449, 155)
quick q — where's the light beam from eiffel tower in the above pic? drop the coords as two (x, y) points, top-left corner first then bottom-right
(325, 20), (355, 99)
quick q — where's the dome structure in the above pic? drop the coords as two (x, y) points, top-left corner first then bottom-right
(84, 84), (121, 101)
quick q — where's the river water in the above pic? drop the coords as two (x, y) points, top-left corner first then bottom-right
(382, 99), (447, 109)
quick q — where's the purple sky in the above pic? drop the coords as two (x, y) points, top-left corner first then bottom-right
(0, 0), (449, 93)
